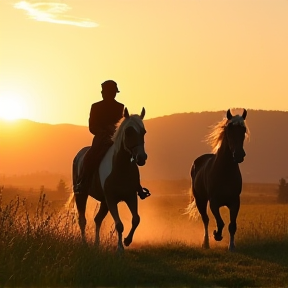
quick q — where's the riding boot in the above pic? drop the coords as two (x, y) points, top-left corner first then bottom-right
(137, 183), (151, 199)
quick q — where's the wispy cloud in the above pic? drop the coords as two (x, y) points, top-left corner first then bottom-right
(14, 1), (98, 28)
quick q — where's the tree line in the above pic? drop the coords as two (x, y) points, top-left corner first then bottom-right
(277, 177), (288, 203)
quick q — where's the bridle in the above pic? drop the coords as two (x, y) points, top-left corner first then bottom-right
(123, 126), (146, 163)
(126, 143), (145, 162)
(224, 120), (246, 161)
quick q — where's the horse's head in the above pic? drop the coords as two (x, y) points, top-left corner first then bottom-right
(225, 109), (247, 163)
(123, 107), (147, 166)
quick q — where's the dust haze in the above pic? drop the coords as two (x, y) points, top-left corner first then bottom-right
(80, 187), (230, 249)
(2, 177), (279, 250)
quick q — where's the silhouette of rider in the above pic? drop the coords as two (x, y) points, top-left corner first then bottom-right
(74, 80), (124, 193)
(74, 80), (151, 199)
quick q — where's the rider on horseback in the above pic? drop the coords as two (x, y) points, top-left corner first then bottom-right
(73, 80), (123, 194)
(74, 80), (150, 199)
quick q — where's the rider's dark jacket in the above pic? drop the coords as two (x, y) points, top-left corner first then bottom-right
(89, 99), (124, 137)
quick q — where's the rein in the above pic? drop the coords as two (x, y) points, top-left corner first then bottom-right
(125, 142), (145, 162)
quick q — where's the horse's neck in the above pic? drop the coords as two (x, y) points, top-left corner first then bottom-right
(215, 136), (234, 167)
(112, 143), (132, 170)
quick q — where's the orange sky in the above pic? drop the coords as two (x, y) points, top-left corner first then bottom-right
(0, 0), (287, 126)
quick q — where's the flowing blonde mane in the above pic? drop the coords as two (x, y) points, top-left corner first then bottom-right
(206, 114), (250, 153)
(112, 114), (145, 154)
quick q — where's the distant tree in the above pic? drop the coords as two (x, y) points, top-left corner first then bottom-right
(277, 178), (288, 203)
(56, 179), (69, 194)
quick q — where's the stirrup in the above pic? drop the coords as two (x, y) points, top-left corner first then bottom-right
(138, 187), (151, 200)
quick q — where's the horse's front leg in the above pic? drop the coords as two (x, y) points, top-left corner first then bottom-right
(94, 201), (109, 246)
(106, 196), (124, 252)
(209, 199), (224, 241)
(227, 197), (240, 251)
(123, 194), (140, 247)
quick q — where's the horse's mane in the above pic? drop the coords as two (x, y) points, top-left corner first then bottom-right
(206, 114), (250, 154)
(112, 114), (145, 154)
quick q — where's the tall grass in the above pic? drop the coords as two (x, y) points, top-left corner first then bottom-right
(0, 190), (287, 287)
(0, 191), (130, 286)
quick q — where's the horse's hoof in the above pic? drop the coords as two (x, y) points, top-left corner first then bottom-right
(213, 230), (223, 241)
(202, 243), (210, 249)
(123, 237), (131, 247)
(228, 244), (236, 251)
(116, 246), (125, 254)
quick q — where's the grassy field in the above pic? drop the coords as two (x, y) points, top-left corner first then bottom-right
(0, 183), (287, 287)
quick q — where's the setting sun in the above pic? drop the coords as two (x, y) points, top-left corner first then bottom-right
(0, 94), (27, 121)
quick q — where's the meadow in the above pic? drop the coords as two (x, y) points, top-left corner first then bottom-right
(0, 182), (287, 287)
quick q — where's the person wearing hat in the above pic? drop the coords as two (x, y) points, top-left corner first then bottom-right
(74, 80), (124, 194)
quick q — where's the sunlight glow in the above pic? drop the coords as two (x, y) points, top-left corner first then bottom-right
(0, 94), (27, 121)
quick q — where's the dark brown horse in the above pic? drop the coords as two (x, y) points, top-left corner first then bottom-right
(69, 107), (147, 252)
(186, 109), (249, 250)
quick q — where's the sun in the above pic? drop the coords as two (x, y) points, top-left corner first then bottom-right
(0, 93), (27, 121)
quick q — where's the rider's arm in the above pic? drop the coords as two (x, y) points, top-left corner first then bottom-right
(89, 104), (104, 135)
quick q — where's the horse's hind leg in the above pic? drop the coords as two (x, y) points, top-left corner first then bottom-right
(209, 200), (225, 242)
(195, 197), (210, 249)
(94, 201), (109, 246)
(191, 163), (210, 248)
(75, 194), (88, 242)
(227, 197), (240, 251)
(123, 195), (140, 247)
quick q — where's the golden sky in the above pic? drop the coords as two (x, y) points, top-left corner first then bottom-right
(0, 0), (287, 125)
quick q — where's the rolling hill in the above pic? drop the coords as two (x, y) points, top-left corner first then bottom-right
(0, 109), (287, 185)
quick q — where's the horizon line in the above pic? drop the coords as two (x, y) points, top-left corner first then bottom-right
(0, 108), (287, 126)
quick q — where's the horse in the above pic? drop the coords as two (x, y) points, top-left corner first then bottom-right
(185, 108), (249, 250)
(70, 107), (147, 252)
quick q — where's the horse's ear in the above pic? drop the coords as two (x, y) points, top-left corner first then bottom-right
(124, 107), (129, 118)
(242, 109), (247, 120)
(140, 107), (145, 119)
(227, 109), (233, 120)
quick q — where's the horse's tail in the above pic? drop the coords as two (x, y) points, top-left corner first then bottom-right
(65, 192), (76, 210)
(183, 162), (201, 220)
(183, 187), (201, 220)
(184, 196), (200, 220)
